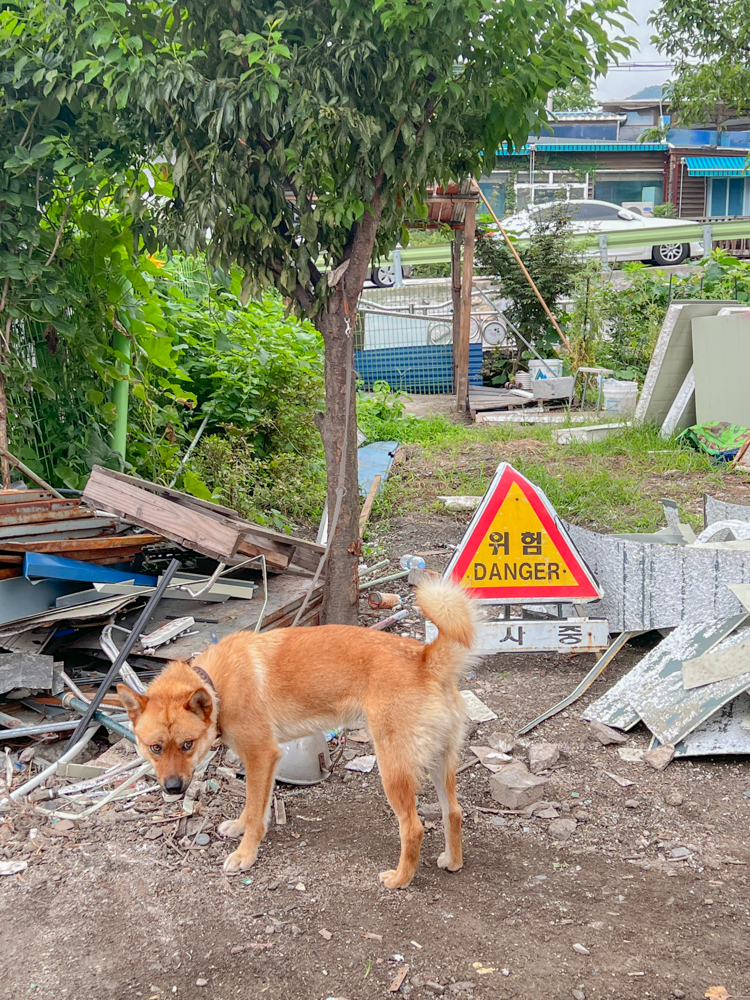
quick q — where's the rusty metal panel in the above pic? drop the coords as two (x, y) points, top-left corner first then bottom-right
(0, 499), (88, 526)
(582, 615), (748, 732)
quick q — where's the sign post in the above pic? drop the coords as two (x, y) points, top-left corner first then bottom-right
(428, 464), (609, 654)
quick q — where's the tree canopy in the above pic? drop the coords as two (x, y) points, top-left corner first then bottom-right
(650, 0), (750, 130)
(550, 79), (598, 112)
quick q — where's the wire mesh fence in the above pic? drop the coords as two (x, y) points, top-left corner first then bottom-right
(354, 277), (510, 394)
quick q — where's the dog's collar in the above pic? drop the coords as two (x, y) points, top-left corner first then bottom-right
(192, 663), (216, 693)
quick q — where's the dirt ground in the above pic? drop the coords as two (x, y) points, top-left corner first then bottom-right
(3, 513), (750, 1000)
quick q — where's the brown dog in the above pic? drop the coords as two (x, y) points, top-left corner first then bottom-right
(118, 578), (476, 889)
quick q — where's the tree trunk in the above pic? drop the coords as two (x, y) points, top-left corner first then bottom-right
(315, 301), (360, 624)
(313, 192), (382, 625)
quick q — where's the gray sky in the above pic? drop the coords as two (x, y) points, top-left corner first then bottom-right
(594, 0), (671, 102)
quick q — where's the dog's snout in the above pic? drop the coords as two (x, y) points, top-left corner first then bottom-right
(164, 775), (184, 794)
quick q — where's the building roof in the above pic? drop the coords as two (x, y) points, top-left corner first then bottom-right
(684, 156), (750, 177)
(498, 139), (669, 155)
(550, 110), (622, 122)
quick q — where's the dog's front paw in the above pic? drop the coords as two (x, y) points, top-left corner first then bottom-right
(218, 819), (245, 839)
(437, 851), (462, 872)
(223, 849), (257, 874)
(379, 869), (412, 890)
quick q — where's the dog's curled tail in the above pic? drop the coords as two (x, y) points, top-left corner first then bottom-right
(417, 576), (477, 678)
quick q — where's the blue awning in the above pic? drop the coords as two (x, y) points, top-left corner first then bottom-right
(684, 156), (749, 177)
(497, 140), (669, 155)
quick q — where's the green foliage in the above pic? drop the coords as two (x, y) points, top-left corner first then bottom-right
(480, 347), (514, 387)
(650, 0), (750, 130)
(550, 80), (598, 111)
(190, 431), (326, 530)
(566, 250), (750, 383)
(408, 228), (452, 279)
(56, 0), (633, 317)
(652, 202), (677, 218)
(475, 202), (583, 356)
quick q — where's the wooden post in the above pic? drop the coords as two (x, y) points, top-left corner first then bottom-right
(456, 199), (476, 413)
(451, 231), (463, 392)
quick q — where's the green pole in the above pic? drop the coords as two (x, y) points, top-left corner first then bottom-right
(111, 327), (131, 459)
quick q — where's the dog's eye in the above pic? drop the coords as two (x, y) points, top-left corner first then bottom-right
(181, 741), (194, 752)
(150, 744), (162, 755)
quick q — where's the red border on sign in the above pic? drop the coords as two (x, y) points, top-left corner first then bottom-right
(450, 465), (600, 600)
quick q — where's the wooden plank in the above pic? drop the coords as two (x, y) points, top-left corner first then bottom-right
(359, 474), (381, 531)
(83, 471), (243, 562)
(236, 539), (290, 572)
(86, 466), (325, 557)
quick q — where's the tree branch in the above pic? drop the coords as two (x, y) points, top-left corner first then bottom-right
(0, 277), (8, 316)
(44, 194), (74, 267)
(19, 105), (38, 148)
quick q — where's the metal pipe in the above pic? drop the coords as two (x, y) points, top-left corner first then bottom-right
(111, 327), (131, 459)
(61, 693), (135, 742)
(168, 411), (211, 489)
(358, 569), (409, 591)
(359, 559), (390, 579)
(0, 716), (125, 740)
(369, 609), (409, 631)
(65, 558), (181, 750)
(100, 624), (146, 694)
(61, 670), (89, 704)
(8, 725), (99, 802)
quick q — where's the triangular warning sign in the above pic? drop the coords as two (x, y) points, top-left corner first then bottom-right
(445, 463), (601, 603)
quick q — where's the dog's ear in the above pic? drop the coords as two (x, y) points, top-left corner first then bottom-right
(117, 684), (148, 722)
(185, 687), (213, 722)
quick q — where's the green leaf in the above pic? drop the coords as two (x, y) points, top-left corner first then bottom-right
(182, 468), (214, 501)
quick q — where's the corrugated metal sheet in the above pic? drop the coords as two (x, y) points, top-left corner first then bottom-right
(566, 522), (750, 631)
(582, 615), (748, 731)
(498, 141), (669, 155)
(685, 156), (749, 177)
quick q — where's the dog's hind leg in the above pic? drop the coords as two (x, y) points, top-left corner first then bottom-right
(221, 741), (281, 874)
(373, 737), (424, 889)
(431, 748), (463, 873)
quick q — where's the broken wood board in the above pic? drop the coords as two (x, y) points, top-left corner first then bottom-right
(0, 652), (56, 694)
(635, 300), (737, 427)
(83, 468), (244, 562)
(629, 621), (750, 746)
(84, 466), (324, 572)
(582, 615), (748, 732)
(682, 640), (750, 689)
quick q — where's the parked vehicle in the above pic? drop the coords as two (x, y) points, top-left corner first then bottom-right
(500, 199), (703, 265)
(367, 262), (415, 287)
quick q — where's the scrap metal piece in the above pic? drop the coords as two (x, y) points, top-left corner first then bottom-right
(672, 691), (750, 757)
(65, 558), (181, 750)
(0, 652), (55, 694)
(630, 621), (750, 746)
(704, 493), (750, 528)
(516, 629), (638, 736)
(583, 614), (749, 734)
(566, 522), (750, 631)
(682, 640), (750, 689)
(141, 617), (197, 653)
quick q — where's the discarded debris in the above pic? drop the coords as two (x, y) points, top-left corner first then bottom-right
(489, 762), (548, 809)
(319, 928), (333, 941)
(643, 745), (675, 771)
(367, 591), (401, 610)
(604, 771), (634, 788)
(345, 755), (377, 773)
(589, 720), (628, 745)
(0, 859), (27, 876)
(528, 742), (559, 773)
(470, 746), (512, 772)
(460, 690), (497, 723)
(389, 967), (409, 993)
(572, 943), (590, 956)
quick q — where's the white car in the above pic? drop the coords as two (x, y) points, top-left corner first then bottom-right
(500, 200), (703, 266)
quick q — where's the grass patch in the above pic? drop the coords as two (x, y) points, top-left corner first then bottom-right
(366, 414), (743, 534)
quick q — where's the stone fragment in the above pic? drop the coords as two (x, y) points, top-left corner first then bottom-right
(670, 846), (691, 859)
(643, 745), (675, 771)
(624, 799), (641, 809)
(196, 979), (208, 988)
(572, 991), (586, 1000)
(572, 943), (590, 955)
(529, 743), (560, 773)
(588, 721), (628, 745)
(488, 733), (515, 754)
(548, 818), (577, 840)
(424, 983), (445, 995)
(666, 790), (684, 806)
(489, 763), (548, 810)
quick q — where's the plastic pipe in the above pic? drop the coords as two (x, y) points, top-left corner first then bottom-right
(111, 327), (131, 459)
(8, 725), (99, 802)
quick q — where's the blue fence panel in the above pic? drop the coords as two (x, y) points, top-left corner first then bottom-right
(354, 344), (483, 394)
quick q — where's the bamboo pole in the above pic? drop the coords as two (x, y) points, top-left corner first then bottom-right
(456, 199), (476, 412)
(472, 179), (571, 353)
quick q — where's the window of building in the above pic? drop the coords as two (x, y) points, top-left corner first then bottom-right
(709, 177), (749, 218)
(594, 172), (664, 208)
